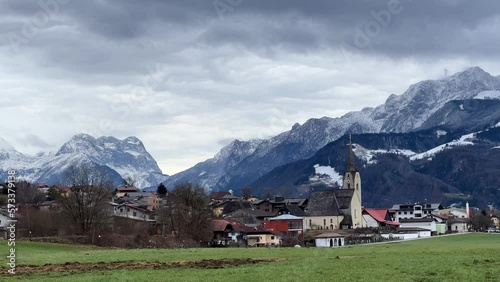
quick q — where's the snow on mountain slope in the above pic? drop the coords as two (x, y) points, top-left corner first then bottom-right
(353, 144), (416, 165)
(165, 67), (500, 191)
(474, 90), (500, 100)
(0, 134), (168, 188)
(409, 133), (476, 161)
(309, 164), (343, 187)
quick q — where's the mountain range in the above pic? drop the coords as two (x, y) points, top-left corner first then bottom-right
(160, 67), (500, 202)
(0, 134), (168, 188)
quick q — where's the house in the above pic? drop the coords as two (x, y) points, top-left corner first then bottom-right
(430, 214), (449, 235)
(211, 219), (247, 244)
(315, 232), (345, 247)
(254, 197), (308, 214)
(278, 205), (306, 217)
(392, 203), (443, 222)
(210, 201), (227, 217)
(448, 218), (468, 233)
(253, 199), (273, 212)
(0, 209), (11, 229)
(225, 208), (277, 225)
(210, 219), (280, 246)
(0, 209), (11, 240)
(264, 214), (305, 243)
(37, 200), (57, 211)
(117, 192), (160, 211)
(246, 229), (281, 247)
(115, 187), (140, 197)
(112, 202), (155, 222)
(399, 218), (437, 234)
(304, 136), (365, 230)
(362, 208), (400, 228)
(440, 207), (469, 219)
(221, 201), (254, 217)
(381, 227), (431, 240)
(491, 215), (500, 230)
(35, 183), (50, 194)
(210, 191), (231, 202)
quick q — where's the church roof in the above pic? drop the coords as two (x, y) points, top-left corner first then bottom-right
(306, 189), (354, 216)
(306, 190), (342, 216)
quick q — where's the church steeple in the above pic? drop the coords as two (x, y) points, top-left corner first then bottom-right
(346, 134), (357, 172)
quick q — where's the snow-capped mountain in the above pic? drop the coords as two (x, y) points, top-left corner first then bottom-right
(158, 139), (262, 190)
(251, 124), (500, 208)
(0, 134), (168, 188)
(163, 67), (500, 192)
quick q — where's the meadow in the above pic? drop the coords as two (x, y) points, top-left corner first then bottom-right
(1, 233), (499, 282)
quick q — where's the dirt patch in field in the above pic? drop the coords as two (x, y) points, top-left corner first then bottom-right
(10, 258), (286, 275)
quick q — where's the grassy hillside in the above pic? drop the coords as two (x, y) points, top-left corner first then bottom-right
(1, 233), (499, 281)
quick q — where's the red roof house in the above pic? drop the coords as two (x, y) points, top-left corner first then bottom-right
(363, 208), (400, 228)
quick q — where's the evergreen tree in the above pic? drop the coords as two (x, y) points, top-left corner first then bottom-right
(157, 183), (167, 197)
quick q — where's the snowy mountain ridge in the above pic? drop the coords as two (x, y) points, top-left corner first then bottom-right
(162, 66), (500, 191)
(0, 134), (168, 188)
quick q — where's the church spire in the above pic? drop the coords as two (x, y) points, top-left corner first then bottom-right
(346, 134), (357, 172)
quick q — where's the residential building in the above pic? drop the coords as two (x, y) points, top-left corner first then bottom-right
(491, 215), (500, 229)
(362, 208), (399, 228)
(264, 214), (305, 242)
(112, 202), (154, 221)
(391, 203), (443, 222)
(448, 218), (468, 233)
(115, 186), (140, 197)
(399, 218), (437, 233)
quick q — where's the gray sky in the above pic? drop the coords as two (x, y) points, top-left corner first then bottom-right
(1, 0), (500, 175)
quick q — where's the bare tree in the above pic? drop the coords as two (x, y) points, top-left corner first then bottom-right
(241, 186), (252, 200)
(469, 209), (494, 231)
(16, 181), (45, 205)
(161, 182), (212, 243)
(57, 165), (113, 238)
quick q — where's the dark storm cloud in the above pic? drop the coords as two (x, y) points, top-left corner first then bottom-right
(1, 0), (500, 174)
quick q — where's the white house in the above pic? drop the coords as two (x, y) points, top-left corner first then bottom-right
(392, 203), (443, 222)
(381, 227), (431, 240)
(399, 218), (437, 233)
(315, 232), (345, 247)
(112, 203), (154, 221)
(448, 219), (468, 233)
(0, 209), (11, 229)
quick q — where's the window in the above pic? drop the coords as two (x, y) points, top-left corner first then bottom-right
(410, 211), (413, 215)
(356, 184), (359, 190)
(127, 208), (130, 212)
(271, 236), (275, 240)
(133, 212), (137, 217)
(330, 219), (333, 223)
(415, 214), (421, 218)
(288, 222), (303, 230)
(398, 211), (401, 215)
(404, 211), (407, 215)
(324, 219), (326, 225)
(309, 219), (312, 227)
(120, 208), (123, 213)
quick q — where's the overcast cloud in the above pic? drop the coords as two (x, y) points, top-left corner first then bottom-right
(1, 0), (500, 175)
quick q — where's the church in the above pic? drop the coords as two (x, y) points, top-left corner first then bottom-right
(304, 135), (365, 230)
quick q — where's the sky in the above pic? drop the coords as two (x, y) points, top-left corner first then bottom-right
(1, 0), (500, 175)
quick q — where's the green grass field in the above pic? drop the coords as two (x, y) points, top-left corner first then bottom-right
(1, 233), (499, 281)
